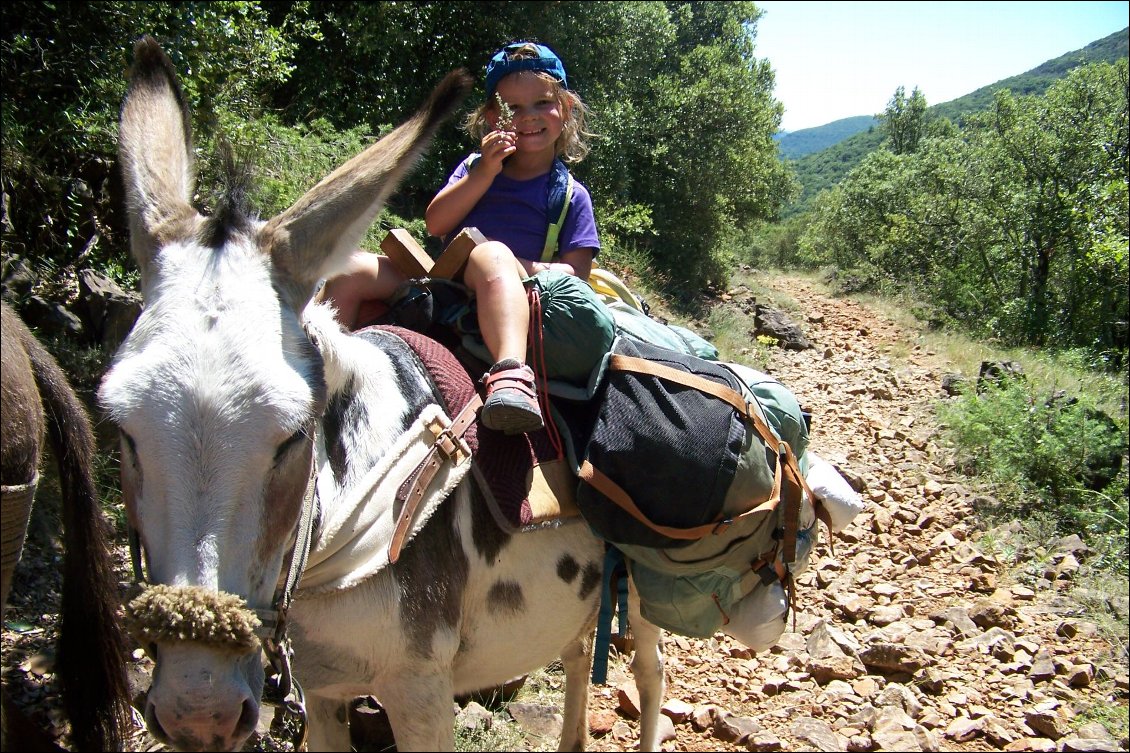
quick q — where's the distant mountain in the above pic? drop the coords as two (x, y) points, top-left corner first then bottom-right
(784, 27), (1129, 214)
(775, 116), (879, 159)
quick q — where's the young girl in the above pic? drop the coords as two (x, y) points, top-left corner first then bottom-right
(322, 41), (599, 435)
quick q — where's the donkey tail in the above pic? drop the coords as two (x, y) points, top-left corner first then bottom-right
(23, 328), (133, 751)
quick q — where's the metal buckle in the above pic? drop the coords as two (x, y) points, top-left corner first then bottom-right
(712, 518), (733, 535)
(426, 415), (470, 462)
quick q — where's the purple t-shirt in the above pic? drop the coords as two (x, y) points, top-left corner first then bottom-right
(444, 155), (600, 263)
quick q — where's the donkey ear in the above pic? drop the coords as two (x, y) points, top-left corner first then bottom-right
(262, 69), (473, 312)
(118, 36), (200, 281)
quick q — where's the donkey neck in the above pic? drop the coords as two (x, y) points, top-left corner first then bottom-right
(300, 306), (459, 591)
(304, 306), (438, 489)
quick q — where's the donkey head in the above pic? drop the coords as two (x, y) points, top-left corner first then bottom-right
(99, 36), (470, 751)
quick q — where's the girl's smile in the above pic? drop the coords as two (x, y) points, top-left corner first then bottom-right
(494, 72), (566, 159)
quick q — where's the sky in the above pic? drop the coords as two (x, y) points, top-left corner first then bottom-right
(753, 1), (1129, 132)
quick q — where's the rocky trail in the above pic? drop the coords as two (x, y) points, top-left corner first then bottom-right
(2, 273), (1127, 752)
(576, 272), (1129, 753)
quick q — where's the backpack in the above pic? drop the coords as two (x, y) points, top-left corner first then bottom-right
(571, 337), (824, 640)
(605, 301), (719, 361)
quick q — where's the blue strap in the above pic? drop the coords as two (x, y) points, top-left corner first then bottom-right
(592, 545), (629, 684)
(541, 158), (574, 262)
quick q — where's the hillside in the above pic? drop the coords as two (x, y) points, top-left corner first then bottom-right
(775, 115), (878, 159)
(784, 27), (1130, 214)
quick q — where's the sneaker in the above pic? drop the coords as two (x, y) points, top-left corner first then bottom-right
(480, 359), (544, 434)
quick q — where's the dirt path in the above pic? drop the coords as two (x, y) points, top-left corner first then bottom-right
(2, 273), (1126, 752)
(581, 272), (1129, 752)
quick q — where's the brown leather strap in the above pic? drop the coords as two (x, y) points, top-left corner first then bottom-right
(578, 459), (782, 540)
(483, 365), (538, 398)
(609, 355), (786, 456)
(388, 395), (482, 564)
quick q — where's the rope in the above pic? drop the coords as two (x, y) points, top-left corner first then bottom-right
(527, 285), (564, 459)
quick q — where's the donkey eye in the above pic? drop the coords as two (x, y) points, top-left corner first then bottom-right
(273, 430), (306, 463)
(121, 432), (138, 460)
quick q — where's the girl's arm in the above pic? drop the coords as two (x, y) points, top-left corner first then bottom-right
(557, 247), (594, 280)
(425, 170), (491, 237)
(426, 130), (515, 237)
(519, 247), (595, 280)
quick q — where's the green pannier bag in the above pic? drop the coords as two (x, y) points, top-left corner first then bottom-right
(574, 341), (820, 640)
(606, 301), (719, 361)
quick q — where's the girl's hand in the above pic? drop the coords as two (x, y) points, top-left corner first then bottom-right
(520, 259), (577, 277)
(479, 129), (516, 174)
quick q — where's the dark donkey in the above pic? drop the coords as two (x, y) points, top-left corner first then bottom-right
(1, 300), (133, 750)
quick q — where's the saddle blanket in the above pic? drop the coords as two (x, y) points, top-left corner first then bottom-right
(377, 325), (580, 532)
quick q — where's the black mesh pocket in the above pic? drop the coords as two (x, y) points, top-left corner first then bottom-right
(576, 338), (747, 548)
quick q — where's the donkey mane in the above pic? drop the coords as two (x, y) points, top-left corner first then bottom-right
(197, 143), (256, 250)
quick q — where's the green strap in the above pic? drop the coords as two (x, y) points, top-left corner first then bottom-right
(541, 172), (574, 262)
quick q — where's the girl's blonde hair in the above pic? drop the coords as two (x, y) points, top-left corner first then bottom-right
(464, 43), (594, 164)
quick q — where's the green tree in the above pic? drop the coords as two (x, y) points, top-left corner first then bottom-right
(879, 85), (929, 155)
(1, 1), (310, 280)
(2, 1), (795, 310)
(966, 61), (1129, 349)
(799, 60), (1128, 361)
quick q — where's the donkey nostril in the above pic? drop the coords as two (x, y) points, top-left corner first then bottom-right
(234, 697), (260, 740)
(144, 697), (172, 745)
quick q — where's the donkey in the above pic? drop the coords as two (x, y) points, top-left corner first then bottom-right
(1, 300), (133, 751)
(100, 37), (663, 752)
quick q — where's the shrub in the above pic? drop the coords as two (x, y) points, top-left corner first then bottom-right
(937, 381), (1129, 573)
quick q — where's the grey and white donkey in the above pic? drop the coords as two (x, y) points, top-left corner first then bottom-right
(100, 36), (663, 752)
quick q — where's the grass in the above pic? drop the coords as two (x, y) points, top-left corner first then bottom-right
(848, 287), (1129, 421)
(453, 708), (527, 752)
(452, 638), (640, 751)
(451, 663), (569, 752)
(1073, 697), (1130, 744)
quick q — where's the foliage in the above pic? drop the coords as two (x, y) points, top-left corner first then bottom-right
(1, 1), (316, 290)
(797, 60), (1129, 361)
(1, 0), (795, 311)
(785, 27), (1129, 213)
(1073, 700), (1130, 746)
(746, 213), (810, 269)
(879, 86), (929, 155)
(936, 380), (1129, 575)
(258, 0), (796, 291)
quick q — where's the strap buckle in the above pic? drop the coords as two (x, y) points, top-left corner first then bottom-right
(426, 415), (470, 463)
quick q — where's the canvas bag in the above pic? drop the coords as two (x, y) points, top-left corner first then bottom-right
(618, 364), (820, 639)
(572, 338), (820, 638)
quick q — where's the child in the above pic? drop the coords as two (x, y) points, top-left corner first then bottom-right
(322, 41), (599, 435)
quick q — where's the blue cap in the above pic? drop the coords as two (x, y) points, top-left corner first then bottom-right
(485, 42), (568, 98)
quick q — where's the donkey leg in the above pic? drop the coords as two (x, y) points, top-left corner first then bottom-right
(558, 625), (596, 752)
(379, 671), (457, 751)
(628, 579), (665, 753)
